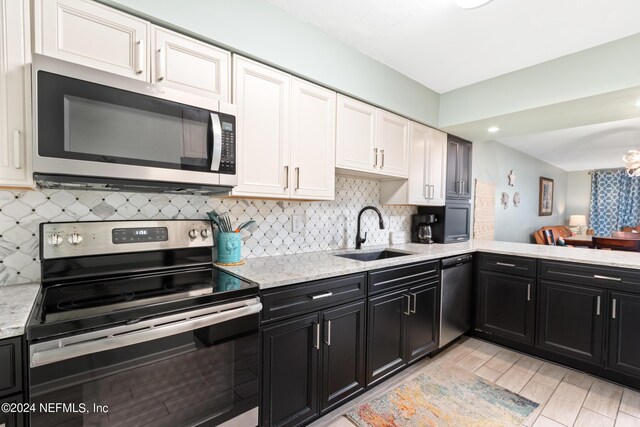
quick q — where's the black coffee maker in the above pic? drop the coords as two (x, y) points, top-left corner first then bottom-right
(411, 214), (438, 244)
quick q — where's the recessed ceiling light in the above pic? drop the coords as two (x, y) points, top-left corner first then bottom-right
(453, 0), (494, 9)
(487, 126), (500, 133)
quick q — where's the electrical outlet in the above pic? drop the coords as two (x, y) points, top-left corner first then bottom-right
(291, 215), (304, 233)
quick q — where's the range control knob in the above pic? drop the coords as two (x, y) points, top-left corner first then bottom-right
(188, 229), (198, 239)
(68, 233), (83, 245)
(47, 234), (64, 247)
(201, 229), (210, 238)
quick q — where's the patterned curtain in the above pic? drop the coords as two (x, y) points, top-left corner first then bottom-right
(589, 168), (640, 235)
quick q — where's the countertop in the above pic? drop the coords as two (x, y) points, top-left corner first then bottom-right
(0, 283), (40, 339)
(218, 240), (640, 289)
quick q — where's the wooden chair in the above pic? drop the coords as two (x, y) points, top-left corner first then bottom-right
(612, 231), (640, 239)
(593, 237), (640, 252)
(542, 229), (556, 246)
(621, 226), (640, 233)
(586, 229), (595, 235)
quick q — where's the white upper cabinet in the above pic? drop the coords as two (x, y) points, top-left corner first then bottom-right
(380, 122), (447, 206)
(377, 110), (409, 178)
(336, 94), (408, 179)
(232, 56), (290, 198)
(290, 78), (336, 200)
(336, 95), (377, 173)
(35, 0), (151, 81)
(152, 26), (230, 101)
(0, 0), (32, 187)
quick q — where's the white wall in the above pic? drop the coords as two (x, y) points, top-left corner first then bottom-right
(473, 141), (568, 243)
(566, 170), (591, 223)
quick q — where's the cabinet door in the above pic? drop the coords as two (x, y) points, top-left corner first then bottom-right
(290, 78), (336, 200)
(321, 301), (365, 412)
(477, 270), (535, 344)
(152, 26), (230, 101)
(406, 281), (439, 363)
(458, 141), (472, 199)
(0, 0), (32, 186)
(232, 56), (290, 198)
(444, 201), (471, 243)
(426, 128), (448, 206)
(261, 314), (320, 427)
(0, 395), (23, 427)
(367, 289), (408, 386)
(336, 95), (377, 173)
(537, 281), (604, 364)
(608, 292), (640, 378)
(407, 122), (428, 204)
(378, 110), (409, 178)
(35, 0), (150, 80)
(445, 139), (460, 199)
(0, 337), (22, 397)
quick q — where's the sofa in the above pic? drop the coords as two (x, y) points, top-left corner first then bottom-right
(533, 226), (573, 245)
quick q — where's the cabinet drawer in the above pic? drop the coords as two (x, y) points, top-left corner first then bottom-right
(261, 274), (366, 323)
(479, 253), (536, 277)
(539, 261), (640, 288)
(369, 261), (439, 295)
(0, 337), (22, 397)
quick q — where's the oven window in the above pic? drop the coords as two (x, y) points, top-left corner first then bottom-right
(29, 315), (259, 426)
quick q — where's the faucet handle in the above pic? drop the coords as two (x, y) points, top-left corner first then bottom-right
(361, 232), (367, 244)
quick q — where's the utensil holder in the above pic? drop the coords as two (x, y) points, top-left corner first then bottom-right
(216, 232), (242, 264)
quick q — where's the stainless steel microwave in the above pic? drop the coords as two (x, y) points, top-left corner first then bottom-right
(32, 54), (237, 194)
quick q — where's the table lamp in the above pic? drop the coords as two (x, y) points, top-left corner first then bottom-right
(569, 215), (587, 234)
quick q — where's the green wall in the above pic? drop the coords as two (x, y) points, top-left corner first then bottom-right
(100, 0), (440, 126)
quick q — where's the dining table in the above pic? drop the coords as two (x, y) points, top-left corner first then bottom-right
(562, 235), (596, 248)
(564, 233), (640, 250)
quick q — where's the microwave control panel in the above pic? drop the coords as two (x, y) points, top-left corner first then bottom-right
(219, 119), (235, 174)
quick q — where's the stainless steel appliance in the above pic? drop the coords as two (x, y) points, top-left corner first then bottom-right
(439, 254), (472, 348)
(411, 213), (437, 244)
(32, 54), (237, 194)
(27, 220), (261, 426)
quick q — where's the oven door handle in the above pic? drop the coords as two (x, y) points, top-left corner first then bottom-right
(210, 112), (223, 171)
(30, 297), (262, 368)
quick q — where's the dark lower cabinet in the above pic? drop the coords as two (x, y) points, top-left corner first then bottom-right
(367, 282), (439, 386)
(261, 314), (320, 427)
(537, 281), (604, 364)
(321, 301), (366, 411)
(0, 395), (23, 427)
(608, 292), (640, 378)
(476, 270), (535, 344)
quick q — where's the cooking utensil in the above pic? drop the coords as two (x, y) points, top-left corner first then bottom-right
(235, 220), (256, 232)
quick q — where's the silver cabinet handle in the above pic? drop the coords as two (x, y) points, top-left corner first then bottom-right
(404, 294), (410, 315)
(325, 320), (331, 346)
(612, 299), (617, 319)
(12, 130), (21, 169)
(410, 293), (417, 314)
(313, 322), (320, 350)
(496, 262), (516, 267)
(310, 291), (333, 300)
(380, 149), (385, 168)
(461, 181), (466, 194)
(430, 185), (435, 199)
(596, 296), (601, 316)
(424, 184), (428, 199)
(373, 148), (378, 167)
(157, 48), (166, 81)
(284, 166), (289, 190)
(527, 284), (531, 301)
(295, 167), (300, 190)
(135, 40), (145, 74)
(594, 274), (622, 282)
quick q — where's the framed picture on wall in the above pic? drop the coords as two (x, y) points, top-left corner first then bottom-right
(539, 177), (554, 216)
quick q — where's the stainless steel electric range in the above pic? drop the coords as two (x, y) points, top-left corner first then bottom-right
(26, 220), (261, 427)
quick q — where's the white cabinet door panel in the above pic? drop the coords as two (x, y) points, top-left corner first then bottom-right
(290, 79), (335, 200)
(378, 110), (409, 178)
(35, 0), (150, 80)
(427, 128), (448, 206)
(232, 56), (289, 197)
(152, 27), (230, 101)
(336, 95), (377, 173)
(407, 122), (428, 204)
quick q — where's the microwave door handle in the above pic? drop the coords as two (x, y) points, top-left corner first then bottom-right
(210, 112), (222, 171)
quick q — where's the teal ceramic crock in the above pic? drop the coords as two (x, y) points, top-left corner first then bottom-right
(217, 232), (242, 264)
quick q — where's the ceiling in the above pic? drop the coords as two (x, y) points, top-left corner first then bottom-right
(495, 117), (640, 171)
(264, 0), (640, 93)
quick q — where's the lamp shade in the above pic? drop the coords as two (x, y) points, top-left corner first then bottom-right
(569, 215), (587, 227)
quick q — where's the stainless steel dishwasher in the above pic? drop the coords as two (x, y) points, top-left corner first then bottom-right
(439, 254), (472, 348)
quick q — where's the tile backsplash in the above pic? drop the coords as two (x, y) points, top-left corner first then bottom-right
(0, 176), (416, 285)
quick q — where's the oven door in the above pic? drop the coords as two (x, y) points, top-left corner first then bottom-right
(32, 54), (236, 188)
(28, 298), (261, 427)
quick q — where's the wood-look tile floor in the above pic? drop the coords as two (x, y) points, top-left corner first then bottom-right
(310, 337), (640, 427)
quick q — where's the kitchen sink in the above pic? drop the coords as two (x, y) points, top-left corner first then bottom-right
(334, 249), (411, 262)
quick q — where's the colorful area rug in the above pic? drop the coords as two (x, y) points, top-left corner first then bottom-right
(345, 361), (538, 426)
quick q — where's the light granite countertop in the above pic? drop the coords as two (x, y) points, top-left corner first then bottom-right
(218, 240), (640, 289)
(0, 283), (40, 339)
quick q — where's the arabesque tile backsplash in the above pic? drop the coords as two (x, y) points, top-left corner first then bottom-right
(0, 176), (416, 286)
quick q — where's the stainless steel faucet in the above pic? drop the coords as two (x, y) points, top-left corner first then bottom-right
(355, 206), (385, 249)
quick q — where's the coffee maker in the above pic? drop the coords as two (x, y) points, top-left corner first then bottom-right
(411, 213), (438, 244)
